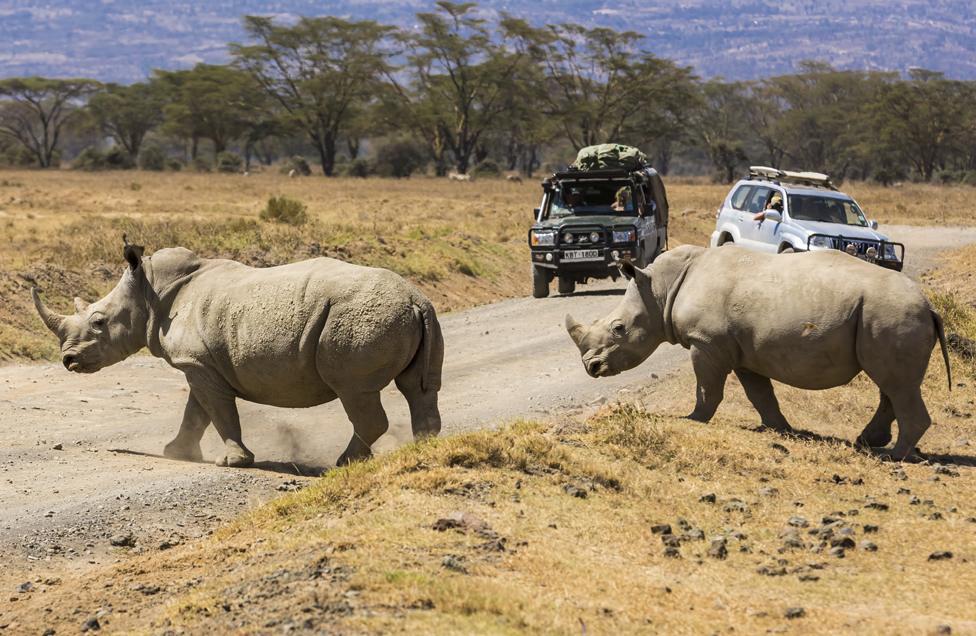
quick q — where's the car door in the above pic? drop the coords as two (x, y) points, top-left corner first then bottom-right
(738, 185), (777, 251)
(720, 184), (753, 245)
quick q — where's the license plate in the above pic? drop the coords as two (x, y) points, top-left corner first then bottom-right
(562, 249), (601, 262)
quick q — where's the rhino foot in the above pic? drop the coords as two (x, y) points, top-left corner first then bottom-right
(163, 439), (204, 463)
(216, 443), (254, 468)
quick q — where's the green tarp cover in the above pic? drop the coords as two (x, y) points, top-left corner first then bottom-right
(571, 143), (649, 172)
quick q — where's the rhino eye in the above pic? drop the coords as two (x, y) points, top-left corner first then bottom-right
(92, 317), (106, 329)
(611, 323), (626, 338)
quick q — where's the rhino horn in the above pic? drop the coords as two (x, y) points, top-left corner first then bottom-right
(73, 297), (88, 313)
(565, 314), (585, 345)
(32, 288), (67, 335)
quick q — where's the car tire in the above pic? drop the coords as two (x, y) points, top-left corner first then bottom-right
(721, 238), (734, 246)
(532, 266), (550, 298)
(557, 275), (575, 295)
(780, 247), (795, 253)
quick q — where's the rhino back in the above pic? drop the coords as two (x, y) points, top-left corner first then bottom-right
(159, 257), (422, 406)
(674, 248), (930, 388)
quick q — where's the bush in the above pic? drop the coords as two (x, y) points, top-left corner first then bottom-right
(216, 151), (243, 173)
(166, 158), (183, 172)
(191, 157), (212, 173)
(105, 146), (135, 169)
(343, 158), (371, 178)
(138, 144), (166, 171)
(73, 147), (106, 171)
(259, 196), (308, 226)
(281, 155), (311, 176)
(472, 159), (502, 178)
(372, 138), (427, 178)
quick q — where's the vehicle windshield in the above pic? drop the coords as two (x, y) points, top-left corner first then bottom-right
(788, 194), (867, 227)
(549, 182), (635, 217)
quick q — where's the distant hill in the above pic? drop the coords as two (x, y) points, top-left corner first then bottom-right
(1, 0), (974, 82)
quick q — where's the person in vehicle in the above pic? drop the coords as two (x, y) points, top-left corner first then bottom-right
(753, 191), (783, 221)
(611, 187), (632, 212)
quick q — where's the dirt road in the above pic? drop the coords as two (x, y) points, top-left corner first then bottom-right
(1, 224), (973, 586)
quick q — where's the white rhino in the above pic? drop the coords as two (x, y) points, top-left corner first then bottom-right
(566, 245), (951, 460)
(32, 239), (444, 467)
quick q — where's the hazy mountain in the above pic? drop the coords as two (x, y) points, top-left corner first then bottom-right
(1, 0), (974, 82)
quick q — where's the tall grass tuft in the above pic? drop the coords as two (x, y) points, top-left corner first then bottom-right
(260, 196), (308, 226)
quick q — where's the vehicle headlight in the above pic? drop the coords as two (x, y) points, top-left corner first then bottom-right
(810, 236), (833, 249)
(589, 231), (600, 243)
(530, 230), (555, 247)
(612, 228), (637, 243)
(883, 244), (898, 260)
(563, 231), (574, 244)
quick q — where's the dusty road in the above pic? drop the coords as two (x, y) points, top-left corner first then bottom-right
(1, 223), (973, 586)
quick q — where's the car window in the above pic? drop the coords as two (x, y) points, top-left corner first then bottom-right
(549, 182), (636, 217)
(745, 187), (772, 214)
(730, 185), (753, 210)
(787, 195), (867, 227)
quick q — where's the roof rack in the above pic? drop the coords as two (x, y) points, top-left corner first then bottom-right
(748, 166), (836, 190)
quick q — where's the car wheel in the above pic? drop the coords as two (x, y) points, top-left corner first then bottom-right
(780, 247), (795, 253)
(557, 275), (575, 295)
(721, 238), (734, 247)
(532, 266), (550, 298)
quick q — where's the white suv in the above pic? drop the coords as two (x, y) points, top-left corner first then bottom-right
(709, 167), (904, 271)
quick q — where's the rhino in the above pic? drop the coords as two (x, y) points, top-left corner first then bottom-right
(565, 245), (951, 460)
(32, 239), (444, 467)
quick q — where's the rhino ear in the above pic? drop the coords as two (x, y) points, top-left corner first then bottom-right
(73, 297), (88, 313)
(123, 234), (144, 271)
(618, 259), (638, 281)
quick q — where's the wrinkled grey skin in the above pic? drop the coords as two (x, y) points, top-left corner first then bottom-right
(566, 245), (951, 460)
(33, 242), (444, 467)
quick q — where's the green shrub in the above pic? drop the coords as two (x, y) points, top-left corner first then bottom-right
(281, 155), (311, 176)
(166, 158), (184, 172)
(217, 151), (243, 173)
(73, 147), (107, 171)
(472, 159), (501, 178)
(105, 146), (135, 169)
(372, 138), (427, 178)
(343, 158), (371, 178)
(138, 144), (166, 171)
(191, 157), (212, 173)
(259, 196), (308, 226)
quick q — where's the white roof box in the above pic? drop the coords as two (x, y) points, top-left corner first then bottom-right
(748, 166), (834, 189)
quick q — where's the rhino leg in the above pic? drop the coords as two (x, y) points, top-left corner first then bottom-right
(163, 391), (209, 462)
(687, 347), (729, 423)
(888, 388), (931, 460)
(856, 392), (894, 448)
(734, 368), (793, 432)
(336, 391), (389, 466)
(194, 392), (254, 468)
(395, 369), (441, 440)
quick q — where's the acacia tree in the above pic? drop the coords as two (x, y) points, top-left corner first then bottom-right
(0, 77), (99, 168)
(386, 2), (528, 174)
(87, 81), (165, 160)
(232, 16), (393, 176)
(156, 65), (265, 160)
(693, 80), (751, 183)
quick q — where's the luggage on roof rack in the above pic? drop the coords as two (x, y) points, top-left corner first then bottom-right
(571, 143), (649, 172)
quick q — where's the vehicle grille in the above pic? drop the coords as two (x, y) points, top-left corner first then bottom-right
(560, 229), (605, 246)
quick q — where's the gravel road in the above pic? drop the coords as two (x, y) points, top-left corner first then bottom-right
(1, 223), (973, 584)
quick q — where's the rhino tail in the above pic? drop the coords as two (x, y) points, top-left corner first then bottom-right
(932, 310), (952, 392)
(410, 301), (443, 393)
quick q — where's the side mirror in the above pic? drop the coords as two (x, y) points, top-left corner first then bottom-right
(532, 207), (540, 221)
(869, 219), (879, 230)
(763, 210), (782, 222)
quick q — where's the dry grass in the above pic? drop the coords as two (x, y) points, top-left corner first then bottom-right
(0, 171), (973, 363)
(4, 315), (976, 635)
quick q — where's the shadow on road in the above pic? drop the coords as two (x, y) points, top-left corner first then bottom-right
(560, 288), (626, 298)
(108, 448), (330, 476)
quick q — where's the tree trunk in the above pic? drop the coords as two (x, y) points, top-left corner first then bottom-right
(315, 134), (337, 176)
(347, 138), (360, 160)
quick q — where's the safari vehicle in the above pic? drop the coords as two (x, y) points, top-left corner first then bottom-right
(528, 144), (669, 298)
(709, 166), (904, 271)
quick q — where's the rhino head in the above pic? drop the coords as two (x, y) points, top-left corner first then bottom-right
(33, 238), (150, 373)
(565, 261), (666, 378)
